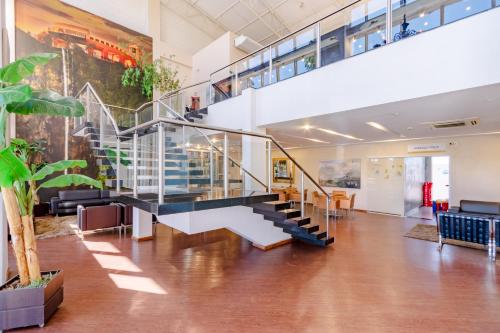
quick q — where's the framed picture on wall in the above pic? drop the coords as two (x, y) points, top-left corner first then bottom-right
(319, 159), (361, 189)
(273, 158), (295, 184)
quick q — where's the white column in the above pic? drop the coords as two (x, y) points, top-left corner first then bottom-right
(132, 207), (153, 241)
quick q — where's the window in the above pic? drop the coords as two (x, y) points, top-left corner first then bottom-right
(263, 68), (277, 86)
(444, 0), (492, 24)
(248, 74), (262, 89)
(278, 62), (295, 81)
(367, 29), (386, 50)
(350, 37), (366, 55)
(296, 55), (315, 75)
(248, 54), (262, 69)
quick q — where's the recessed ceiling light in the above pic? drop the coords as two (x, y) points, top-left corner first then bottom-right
(303, 124), (312, 130)
(305, 137), (329, 144)
(317, 128), (363, 141)
(366, 121), (390, 132)
(466, 5), (471, 10)
(424, 21), (429, 26)
(419, 12), (425, 17)
(185, 142), (191, 147)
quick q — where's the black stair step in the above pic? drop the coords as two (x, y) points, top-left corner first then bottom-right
(282, 223), (319, 235)
(293, 235), (335, 247)
(198, 108), (208, 115)
(285, 216), (310, 227)
(253, 207), (300, 220)
(189, 112), (203, 119)
(251, 201), (290, 212)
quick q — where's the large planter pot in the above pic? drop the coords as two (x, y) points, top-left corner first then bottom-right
(0, 270), (63, 331)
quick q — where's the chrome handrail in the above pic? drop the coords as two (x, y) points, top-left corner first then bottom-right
(209, 0), (363, 77)
(75, 82), (120, 135)
(158, 80), (210, 100)
(157, 100), (268, 190)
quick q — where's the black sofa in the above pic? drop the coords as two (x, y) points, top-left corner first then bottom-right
(51, 189), (112, 215)
(437, 200), (499, 260)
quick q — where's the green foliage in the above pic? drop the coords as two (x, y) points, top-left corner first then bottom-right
(104, 145), (131, 166)
(39, 174), (102, 189)
(32, 160), (87, 181)
(121, 59), (180, 99)
(0, 84), (32, 105)
(7, 89), (84, 117)
(0, 53), (58, 84)
(0, 147), (31, 188)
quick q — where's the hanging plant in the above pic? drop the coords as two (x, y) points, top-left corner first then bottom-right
(121, 58), (180, 99)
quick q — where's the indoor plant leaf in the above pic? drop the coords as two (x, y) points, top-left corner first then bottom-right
(7, 89), (84, 117)
(0, 147), (31, 188)
(32, 160), (87, 181)
(0, 84), (32, 106)
(0, 53), (58, 84)
(38, 174), (103, 189)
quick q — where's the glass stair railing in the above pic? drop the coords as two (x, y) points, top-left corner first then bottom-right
(72, 82), (337, 246)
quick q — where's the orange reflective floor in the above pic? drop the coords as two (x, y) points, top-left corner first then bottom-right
(8, 211), (500, 332)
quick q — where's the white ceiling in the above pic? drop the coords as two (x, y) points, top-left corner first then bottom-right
(266, 83), (500, 149)
(162, 0), (351, 45)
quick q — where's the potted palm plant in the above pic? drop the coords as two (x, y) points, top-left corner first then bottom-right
(0, 53), (101, 330)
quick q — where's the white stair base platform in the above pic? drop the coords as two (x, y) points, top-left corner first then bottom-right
(132, 207), (153, 241)
(156, 206), (291, 249)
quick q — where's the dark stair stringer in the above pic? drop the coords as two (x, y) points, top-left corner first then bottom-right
(249, 201), (334, 247)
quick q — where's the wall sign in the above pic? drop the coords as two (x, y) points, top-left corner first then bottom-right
(408, 143), (446, 153)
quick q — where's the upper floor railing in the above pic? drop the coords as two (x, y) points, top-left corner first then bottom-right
(162, 0), (497, 107)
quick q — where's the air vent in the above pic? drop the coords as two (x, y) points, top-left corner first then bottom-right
(429, 118), (480, 129)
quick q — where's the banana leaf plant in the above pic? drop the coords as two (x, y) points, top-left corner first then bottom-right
(0, 53), (100, 287)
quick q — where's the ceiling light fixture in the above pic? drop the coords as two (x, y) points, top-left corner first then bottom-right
(466, 6), (471, 10)
(303, 124), (312, 130)
(419, 12), (425, 17)
(366, 121), (390, 132)
(305, 137), (329, 144)
(317, 128), (363, 141)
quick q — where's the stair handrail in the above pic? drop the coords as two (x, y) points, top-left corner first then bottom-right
(157, 99), (268, 191)
(119, 114), (331, 199)
(158, 80), (210, 100)
(75, 82), (121, 136)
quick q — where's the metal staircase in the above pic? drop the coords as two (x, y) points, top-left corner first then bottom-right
(72, 82), (335, 247)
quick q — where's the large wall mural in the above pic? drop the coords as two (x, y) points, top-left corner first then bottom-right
(15, 0), (152, 199)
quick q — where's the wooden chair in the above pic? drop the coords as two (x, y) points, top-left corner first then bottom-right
(312, 191), (321, 212)
(339, 193), (356, 218)
(289, 188), (307, 206)
(316, 195), (340, 220)
(272, 188), (289, 202)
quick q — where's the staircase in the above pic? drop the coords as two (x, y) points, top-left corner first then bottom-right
(184, 107), (208, 122)
(73, 82), (334, 248)
(250, 201), (334, 247)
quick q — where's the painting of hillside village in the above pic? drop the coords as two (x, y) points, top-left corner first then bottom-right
(15, 0), (152, 199)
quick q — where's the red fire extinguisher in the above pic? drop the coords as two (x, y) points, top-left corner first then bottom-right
(423, 182), (433, 207)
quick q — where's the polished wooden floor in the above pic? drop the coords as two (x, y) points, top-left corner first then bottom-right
(8, 209), (500, 333)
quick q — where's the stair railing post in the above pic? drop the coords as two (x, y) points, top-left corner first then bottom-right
(326, 196), (330, 239)
(209, 146), (214, 194)
(223, 132), (229, 198)
(267, 140), (272, 194)
(157, 123), (165, 204)
(315, 22), (321, 69)
(116, 137), (121, 193)
(133, 131), (138, 198)
(300, 171), (305, 218)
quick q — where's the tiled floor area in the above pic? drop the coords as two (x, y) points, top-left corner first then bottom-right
(8, 209), (500, 332)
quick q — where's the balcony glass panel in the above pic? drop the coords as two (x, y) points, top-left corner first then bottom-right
(278, 61), (295, 81)
(443, 0), (492, 24)
(321, 0), (387, 65)
(296, 54), (316, 75)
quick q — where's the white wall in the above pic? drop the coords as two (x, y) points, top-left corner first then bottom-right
(253, 8), (500, 127)
(192, 32), (247, 83)
(159, 4), (214, 60)
(273, 134), (500, 212)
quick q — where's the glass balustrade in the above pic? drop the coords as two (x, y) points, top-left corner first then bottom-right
(208, 0), (497, 103)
